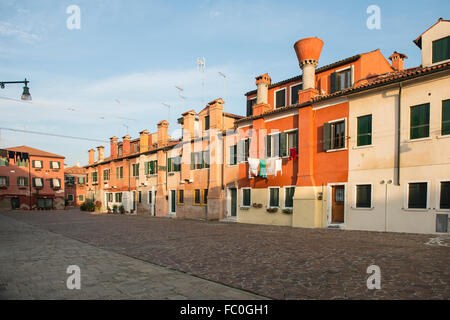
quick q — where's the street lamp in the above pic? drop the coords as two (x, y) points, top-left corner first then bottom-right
(0, 78), (32, 101)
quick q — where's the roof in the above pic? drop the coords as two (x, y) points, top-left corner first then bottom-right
(236, 61), (450, 124)
(413, 18), (450, 48)
(6, 145), (65, 159)
(244, 51), (370, 96)
(65, 166), (86, 174)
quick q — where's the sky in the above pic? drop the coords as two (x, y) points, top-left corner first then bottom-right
(0, 0), (448, 166)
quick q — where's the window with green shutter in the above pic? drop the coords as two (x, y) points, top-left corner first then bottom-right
(167, 158), (172, 172)
(0, 157), (8, 166)
(269, 188), (280, 207)
(410, 103), (430, 139)
(246, 98), (256, 117)
(357, 115), (372, 146)
(323, 123), (332, 151)
(440, 181), (450, 209)
(194, 189), (201, 204)
(242, 188), (251, 207)
(356, 185), (372, 208)
(408, 182), (428, 209)
(17, 177), (28, 187)
(275, 89), (286, 109)
(229, 145), (237, 165)
(203, 189), (208, 204)
(204, 116), (210, 131)
(285, 187), (295, 208)
(442, 99), (450, 136)
(290, 83), (303, 105)
(432, 36), (450, 64)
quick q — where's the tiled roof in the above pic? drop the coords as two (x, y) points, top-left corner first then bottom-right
(6, 145), (65, 159)
(236, 61), (450, 124)
(65, 166), (86, 174)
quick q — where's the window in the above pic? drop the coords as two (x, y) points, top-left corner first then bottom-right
(132, 163), (139, 177)
(410, 103), (430, 139)
(275, 88), (286, 109)
(290, 83), (303, 105)
(103, 169), (110, 181)
(78, 195), (84, 202)
(432, 36), (450, 64)
(191, 151), (209, 170)
(194, 189), (201, 205)
(16, 159), (28, 167)
(246, 98), (256, 117)
(0, 176), (9, 187)
(168, 156), (181, 172)
(178, 190), (184, 204)
(118, 145), (123, 157)
(203, 189), (208, 205)
(86, 174), (89, 183)
(32, 160), (43, 168)
(50, 178), (61, 188)
(229, 145), (237, 165)
(238, 138), (250, 162)
(442, 99), (450, 136)
(145, 160), (157, 175)
(78, 177), (85, 184)
(115, 192), (123, 203)
(138, 191), (142, 203)
(323, 120), (346, 151)
(330, 68), (352, 93)
(67, 194), (74, 202)
(439, 181), (450, 210)
(148, 191), (153, 204)
(408, 182), (428, 209)
(116, 166), (124, 179)
(269, 188), (280, 207)
(0, 157), (8, 166)
(286, 131), (298, 156)
(357, 115), (372, 146)
(242, 188), (251, 207)
(92, 171), (98, 183)
(50, 161), (60, 169)
(356, 185), (372, 208)
(33, 178), (43, 188)
(17, 177), (28, 187)
(204, 115), (210, 131)
(284, 187), (295, 208)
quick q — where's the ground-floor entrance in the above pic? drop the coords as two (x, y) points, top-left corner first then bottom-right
(37, 198), (53, 210)
(11, 197), (20, 210)
(328, 184), (346, 226)
(227, 188), (237, 218)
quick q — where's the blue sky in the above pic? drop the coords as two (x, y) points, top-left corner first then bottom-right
(0, 0), (448, 166)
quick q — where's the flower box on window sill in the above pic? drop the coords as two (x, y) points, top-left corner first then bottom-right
(266, 207), (278, 213)
(51, 169), (60, 172)
(168, 172), (175, 176)
(34, 169), (42, 172)
(52, 187), (61, 190)
(282, 208), (293, 214)
(252, 203), (263, 208)
(0, 185), (7, 189)
(18, 186), (27, 189)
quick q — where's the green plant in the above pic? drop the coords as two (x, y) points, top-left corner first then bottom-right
(119, 205), (125, 214)
(113, 204), (118, 214)
(282, 208), (293, 214)
(80, 201), (95, 212)
(266, 207), (278, 213)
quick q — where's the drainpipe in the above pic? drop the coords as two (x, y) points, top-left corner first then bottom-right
(28, 156), (32, 209)
(394, 83), (402, 186)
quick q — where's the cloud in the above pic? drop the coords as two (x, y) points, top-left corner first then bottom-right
(0, 22), (41, 43)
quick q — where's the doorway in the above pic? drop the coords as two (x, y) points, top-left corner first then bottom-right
(11, 197), (20, 210)
(330, 185), (345, 224)
(170, 190), (176, 214)
(228, 188), (237, 218)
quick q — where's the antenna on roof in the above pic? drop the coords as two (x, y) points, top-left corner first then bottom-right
(218, 71), (226, 104)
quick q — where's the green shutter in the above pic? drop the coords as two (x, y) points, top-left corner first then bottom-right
(357, 115), (372, 146)
(432, 36), (450, 64)
(330, 72), (337, 93)
(323, 123), (332, 151)
(266, 135), (271, 158)
(280, 132), (287, 157)
(190, 153), (195, 170)
(410, 103), (430, 139)
(442, 99), (450, 136)
(168, 158), (172, 172)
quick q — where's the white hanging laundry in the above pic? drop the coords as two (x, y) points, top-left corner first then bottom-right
(266, 158), (275, 175)
(274, 159), (282, 176)
(248, 158), (260, 178)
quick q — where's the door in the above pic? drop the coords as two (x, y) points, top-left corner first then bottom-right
(170, 190), (176, 214)
(132, 191), (136, 211)
(44, 198), (53, 210)
(230, 188), (237, 217)
(331, 185), (345, 223)
(11, 197), (20, 210)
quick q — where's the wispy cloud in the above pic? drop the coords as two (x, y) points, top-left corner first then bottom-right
(0, 22), (40, 43)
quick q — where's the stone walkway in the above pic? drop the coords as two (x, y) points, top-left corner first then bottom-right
(1, 210), (449, 299)
(0, 214), (263, 300)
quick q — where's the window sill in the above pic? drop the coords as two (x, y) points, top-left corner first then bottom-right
(436, 134), (450, 139)
(227, 164), (238, 167)
(402, 208), (431, 212)
(351, 206), (374, 211)
(352, 145), (373, 150)
(436, 208), (450, 212)
(326, 148), (347, 153)
(404, 137), (431, 143)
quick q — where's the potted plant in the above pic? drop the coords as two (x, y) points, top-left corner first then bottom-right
(119, 205), (125, 214)
(107, 206), (112, 214)
(282, 208), (293, 214)
(113, 204), (118, 214)
(94, 201), (102, 212)
(266, 207), (278, 213)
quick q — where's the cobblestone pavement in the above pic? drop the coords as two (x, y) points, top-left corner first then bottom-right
(0, 214), (263, 300)
(2, 210), (449, 299)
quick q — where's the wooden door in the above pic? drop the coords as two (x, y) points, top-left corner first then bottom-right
(230, 188), (237, 217)
(331, 185), (345, 223)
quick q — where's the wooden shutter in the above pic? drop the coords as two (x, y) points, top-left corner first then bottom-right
(330, 72), (337, 93)
(237, 140), (244, 163)
(266, 135), (271, 158)
(442, 99), (450, 135)
(168, 158), (172, 172)
(190, 153), (195, 170)
(323, 123), (332, 151)
(280, 132), (287, 157)
(246, 100), (253, 117)
(432, 36), (450, 64)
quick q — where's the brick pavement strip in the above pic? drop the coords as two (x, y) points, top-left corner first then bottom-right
(1, 210), (449, 299)
(0, 214), (263, 300)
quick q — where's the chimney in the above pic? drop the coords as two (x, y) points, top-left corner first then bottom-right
(208, 98), (224, 130)
(255, 73), (271, 105)
(122, 135), (131, 156)
(139, 129), (150, 152)
(157, 120), (169, 147)
(110, 136), (118, 158)
(389, 51), (407, 71)
(88, 149), (95, 165)
(97, 146), (105, 162)
(181, 110), (196, 141)
(76, 161), (81, 167)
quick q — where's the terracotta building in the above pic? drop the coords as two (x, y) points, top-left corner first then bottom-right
(0, 146), (65, 210)
(64, 164), (87, 207)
